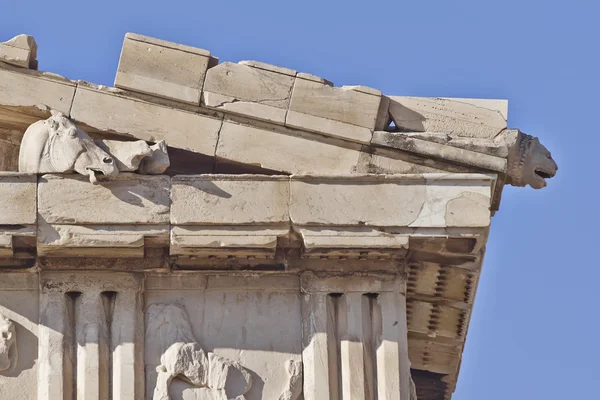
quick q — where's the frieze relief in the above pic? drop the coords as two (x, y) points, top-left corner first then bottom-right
(146, 303), (253, 400)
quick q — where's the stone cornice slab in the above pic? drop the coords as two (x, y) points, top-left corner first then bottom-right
(0, 172), (495, 260)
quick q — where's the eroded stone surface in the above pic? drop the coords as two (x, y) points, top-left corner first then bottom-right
(278, 360), (302, 400)
(171, 175), (290, 225)
(204, 62), (294, 108)
(385, 96), (507, 138)
(115, 33), (214, 104)
(0, 173), (36, 225)
(285, 110), (373, 144)
(146, 303), (252, 400)
(0, 31), (561, 400)
(0, 68), (75, 126)
(0, 35), (37, 69)
(203, 91), (287, 124)
(70, 84), (221, 155)
(216, 120), (362, 174)
(290, 175), (493, 228)
(38, 174), (170, 224)
(371, 130), (507, 173)
(37, 222), (169, 257)
(288, 76), (381, 131)
(141, 141), (171, 174)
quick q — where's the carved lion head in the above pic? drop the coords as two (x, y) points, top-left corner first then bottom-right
(507, 133), (558, 189)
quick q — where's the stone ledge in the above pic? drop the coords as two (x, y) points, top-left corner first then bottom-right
(290, 174), (494, 228)
(38, 174), (171, 224)
(0, 173), (495, 259)
(37, 223), (169, 257)
(301, 271), (405, 293)
(170, 225), (290, 257)
(171, 174), (290, 225)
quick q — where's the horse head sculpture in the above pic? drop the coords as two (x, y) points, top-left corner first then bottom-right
(18, 112), (118, 184)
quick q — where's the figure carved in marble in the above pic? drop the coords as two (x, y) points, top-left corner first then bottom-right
(18, 112), (119, 183)
(146, 304), (252, 400)
(18, 113), (170, 183)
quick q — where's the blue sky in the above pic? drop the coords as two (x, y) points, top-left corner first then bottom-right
(2, 0), (598, 398)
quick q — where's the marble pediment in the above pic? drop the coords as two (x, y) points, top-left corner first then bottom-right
(0, 32), (559, 400)
(0, 33), (556, 197)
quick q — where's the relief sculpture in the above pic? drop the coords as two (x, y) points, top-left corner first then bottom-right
(146, 303), (252, 400)
(0, 313), (17, 373)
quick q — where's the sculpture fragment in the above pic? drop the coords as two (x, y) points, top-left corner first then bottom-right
(18, 113), (170, 183)
(0, 313), (16, 372)
(95, 139), (170, 174)
(18, 113), (118, 184)
(278, 359), (302, 400)
(146, 303), (252, 400)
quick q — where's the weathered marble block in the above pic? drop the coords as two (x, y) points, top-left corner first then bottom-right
(203, 62), (295, 124)
(38, 174), (170, 225)
(171, 175), (290, 226)
(37, 174), (170, 256)
(70, 83), (222, 155)
(0, 173), (36, 257)
(0, 35), (37, 69)
(171, 225), (290, 257)
(216, 120), (363, 174)
(386, 96), (508, 138)
(0, 68), (75, 126)
(298, 227), (410, 253)
(0, 173), (36, 225)
(287, 77), (381, 143)
(37, 223), (169, 257)
(171, 175), (291, 257)
(290, 174), (494, 228)
(115, 33), (217, 105)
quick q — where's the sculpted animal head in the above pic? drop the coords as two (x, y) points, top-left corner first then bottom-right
(0, 314), (16, 372)
(507, 132), (558, 189)
(18, 113), (118, 184)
